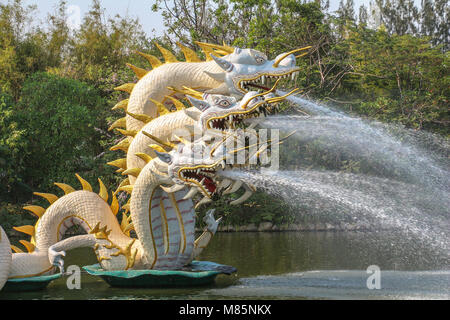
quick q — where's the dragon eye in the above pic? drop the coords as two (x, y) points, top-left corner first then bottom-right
(255, 56), (265, 64)
(219, 100), (231, 108)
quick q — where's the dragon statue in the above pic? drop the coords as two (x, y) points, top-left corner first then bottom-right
(0, 41), (309, 290)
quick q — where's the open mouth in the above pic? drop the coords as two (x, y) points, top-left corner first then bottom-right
(237, 69), (300, 93)
(207, 101), (280, 131)
(179, 167), (218, 197)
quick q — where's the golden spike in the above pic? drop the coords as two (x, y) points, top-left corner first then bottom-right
(116, 168), (125, 173)
(176, 42), (201, 62)
(11, 245), (23, 253)
(148, 98), (170, 116)
(114, 83), (136, 94)
(126, 63), (149, 79)
(75, 174), (93, 192)
(273, 46), (312, 68)
(107, 158), (127, 170)
(122, 204), (131, 213)
(110, 139), (130, 153)
(142, 131), (176, 149)
(33, 192), (58, 205)
(135, 152), (154, 163)
(155, 43), (179, 63)
(112, 99), (129, 112)
(164, 96), (186, 111)
(98, 178), (109, 203)
(19, 240), (35, 253)
(167, 86), (204, 100)
(118, 185), (134, 194)
(23, 206), (45, 218)
(90, 222), (101, 234)
(122, 168), (142, 178)
(195, 43), (215, 61)
(195, 41), (234, 55)
(116, 128), (138, 138)
(136, 51), (163, 69)
(126, 111), (153, 124)
(148, 144), (168, 154)
(54, 183), (75, 195)
(13, 225), (35, 236)
(108, 117), (127, 131)
(110, 193), (119, 215)
(114, 178), (130, 194)
(172, 135), (191, 145)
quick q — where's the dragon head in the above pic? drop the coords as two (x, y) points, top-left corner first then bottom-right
(204, 46), (311, 97)
(185, 80), (299, 133)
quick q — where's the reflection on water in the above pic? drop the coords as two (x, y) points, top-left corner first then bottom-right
(1, 232), (449, 300)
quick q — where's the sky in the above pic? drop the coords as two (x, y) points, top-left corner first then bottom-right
(19, 0), (422, 37)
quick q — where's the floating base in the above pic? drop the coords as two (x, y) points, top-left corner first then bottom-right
(82, 261), (237, 288)
(3, 273), (62, 292)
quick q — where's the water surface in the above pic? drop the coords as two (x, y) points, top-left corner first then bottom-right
(1, 232), (448, 300)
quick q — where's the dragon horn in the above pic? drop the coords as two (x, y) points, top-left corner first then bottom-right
(273, 46), (312, 68)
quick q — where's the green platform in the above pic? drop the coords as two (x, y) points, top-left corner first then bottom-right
(83, 261), (237, 288)
(3, 273), (62, 292)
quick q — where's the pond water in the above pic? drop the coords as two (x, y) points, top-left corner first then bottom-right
(1, 231), (449, 300)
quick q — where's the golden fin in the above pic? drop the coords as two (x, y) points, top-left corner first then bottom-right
(75, 174), (93, 192)
(165, 96), (186, 111)
(176, 42), (201, 62)
(135, 152), (154, 163)
(19, 240), (35, 253)
(155, 43), (179, 63)
(54, 183), (76, 195)
(98, 178), (109, 202)
(116, 128), (138, 138)
(122, 168), (142, 178)
(126, 111), (153, 124)
(196, 42), (215, 61)
(142, 131), (175, 149)
(136, 51), (163, 69)
(110, 139), (130, 152)
(13, 225), (35, 236)
(116, 168), (125, 173)
(33, 192), (58, 205)
(11, 245), (23, 253)
(107, 158), (127, 170)
(108, 117), (127, 131)
(23, 206), (45, 218)
(114, 83), (135, 94)
(148, 144), (168, 154)
(110, 193), (119, 216)
(195, 41), (234, 55)
(148, 98), (170, 116)
(112, 99), (129, 112)
(118, 185), (133, 194)
(168, 86), (204, 99)
(114, 178), (130, 195)
(126, 63), (149, 79)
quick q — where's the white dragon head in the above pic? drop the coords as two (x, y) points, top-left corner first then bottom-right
(184, 80), (299, 133)
(204, 46), (311, 97)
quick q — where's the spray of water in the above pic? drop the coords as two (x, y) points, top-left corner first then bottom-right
(222, 169), (450, 256)
(233, 92), (450, 257)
